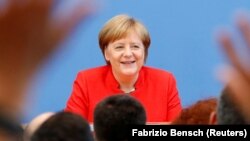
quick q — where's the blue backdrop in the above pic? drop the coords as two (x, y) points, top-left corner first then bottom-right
(23, 0), (250, 122)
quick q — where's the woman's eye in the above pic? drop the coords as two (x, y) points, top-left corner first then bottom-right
(115, 46), (123, 49)
(132, 45), (140, 49)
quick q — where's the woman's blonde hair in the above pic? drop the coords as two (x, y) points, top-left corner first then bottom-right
(98, 14), (151, 64)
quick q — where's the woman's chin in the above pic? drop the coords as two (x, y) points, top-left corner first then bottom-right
(121, 70), (138, 76)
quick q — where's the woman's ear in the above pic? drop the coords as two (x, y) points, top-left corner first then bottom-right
(104, 47), (110, 62)
(209, 111), (217, 125)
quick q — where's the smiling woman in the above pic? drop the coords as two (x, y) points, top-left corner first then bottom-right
(64, 14), (182, 123)
(104, 30), (145, 93)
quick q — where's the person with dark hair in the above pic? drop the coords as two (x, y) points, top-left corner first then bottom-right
(214, 87), (246, 124)
(30, 111), (94, 141)
(171, 97), (217, 125)
(65, 14), (182, 123)
(93, 94), (146, 141)
(0, 113), (24, 141)
(23, 112), (55, 140)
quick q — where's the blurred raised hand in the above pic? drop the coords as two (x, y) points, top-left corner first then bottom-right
(0, 0), (94, 120)
(217, 13), (250, 123)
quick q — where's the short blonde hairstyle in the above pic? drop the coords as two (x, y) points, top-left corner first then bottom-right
(99, 14), (151, 64)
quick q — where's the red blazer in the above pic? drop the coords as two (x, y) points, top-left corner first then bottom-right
(65, 65), (182, 122)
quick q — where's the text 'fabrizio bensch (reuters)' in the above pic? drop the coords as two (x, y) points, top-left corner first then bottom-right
(128, 125), (249, 140)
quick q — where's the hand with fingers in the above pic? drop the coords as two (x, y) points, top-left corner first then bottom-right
(217, 13), (250, 123)
(0, 0), (94, 120)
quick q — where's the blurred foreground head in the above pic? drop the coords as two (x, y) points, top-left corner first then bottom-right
(216, 86), (246, 124)
(171, 97), (217, 125)
(31, 111), (94, 141)
(0, 113), (24, 141)
(94, 94), (146, 141)
(23, 112), (55, 140)
(0, 0), (93, 120)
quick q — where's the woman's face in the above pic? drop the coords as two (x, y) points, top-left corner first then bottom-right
(105, 30), (145, 77)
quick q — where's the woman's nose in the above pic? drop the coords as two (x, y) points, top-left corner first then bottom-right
(123, 47), (133, 57)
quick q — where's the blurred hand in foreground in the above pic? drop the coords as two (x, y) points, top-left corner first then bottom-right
(218, 13), (250, 123)
(0, 0), (94, 119)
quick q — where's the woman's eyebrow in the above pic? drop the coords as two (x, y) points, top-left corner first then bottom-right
(113, 42), (124, 46)
(130, 42), (142, 45)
